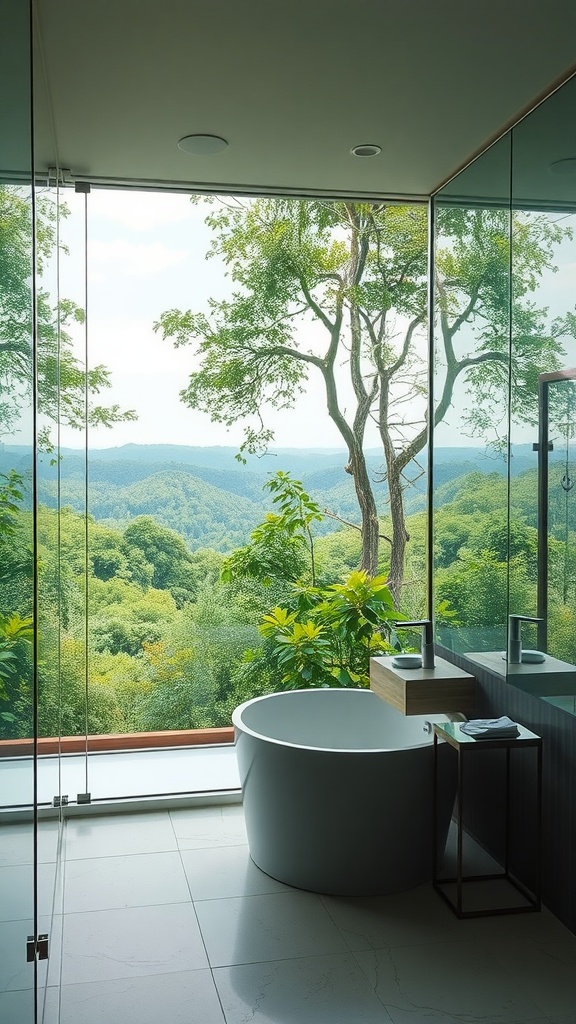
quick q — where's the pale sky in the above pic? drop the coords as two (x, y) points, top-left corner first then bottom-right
(54, 188), (394, 453)
(24, 189), (576, 455)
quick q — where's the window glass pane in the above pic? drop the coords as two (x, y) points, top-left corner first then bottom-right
(432, 135), (512, 661)
(509, 75), (576, 711)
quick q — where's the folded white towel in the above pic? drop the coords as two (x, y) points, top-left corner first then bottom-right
(459, 716), (519, 739)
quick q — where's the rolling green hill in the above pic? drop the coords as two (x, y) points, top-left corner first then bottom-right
(38, 471), (265, 552)
(0, 441), (551, 553)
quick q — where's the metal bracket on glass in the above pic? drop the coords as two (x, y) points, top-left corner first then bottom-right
(26, 934), (49, 962)
(46, 166), (74, 186)
(52, 794), (69, 807)
(77, 792), (92, 804)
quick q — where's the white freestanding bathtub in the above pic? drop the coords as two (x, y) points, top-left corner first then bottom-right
(233, 688), (456, 895)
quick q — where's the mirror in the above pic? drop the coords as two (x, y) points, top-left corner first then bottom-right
(432, 134), (512, 664)
(432, 74), (576, 714)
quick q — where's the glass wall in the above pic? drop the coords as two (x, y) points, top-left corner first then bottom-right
(432, 73), (576, 714)
(15, 191), (431, 789)
(432, 135), (512, 661)
(4, 181), (433, 805)
(36, 182), (91, 805)
(0, 0), (40, 1019)
(509, 75), (576, 711)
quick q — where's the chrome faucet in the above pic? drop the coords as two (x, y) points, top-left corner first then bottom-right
(393, 619), (435, 669)
(507, 614), (543, 664)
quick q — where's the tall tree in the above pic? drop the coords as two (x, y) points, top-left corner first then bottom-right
(156, 197), (573, 603)
(0, 185), (136, 446)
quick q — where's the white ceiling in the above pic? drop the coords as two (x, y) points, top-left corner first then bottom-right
(32, 0), (576, 199)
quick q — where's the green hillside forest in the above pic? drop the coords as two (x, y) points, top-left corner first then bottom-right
(1, 444), (575, 740)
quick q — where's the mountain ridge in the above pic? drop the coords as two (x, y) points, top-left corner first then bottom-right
(0, 441), (547, 552)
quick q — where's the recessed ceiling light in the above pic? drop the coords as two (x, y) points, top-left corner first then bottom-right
(549, 158), (576, 177)
(177, 134), (228, 155)
(351, 143), (381, 158)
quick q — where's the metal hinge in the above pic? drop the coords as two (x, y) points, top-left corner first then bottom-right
(27, 934), (49, 962)
(52, 794), (69, 808)
(47, 167), (74, 186)
(532, 441), (554, 451)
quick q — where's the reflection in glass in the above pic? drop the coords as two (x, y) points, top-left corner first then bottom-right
(536, 373), (576, 668)
(432, 136), (512, 658)
(432, 73), (576, 715)
(507, 75), (576, 711)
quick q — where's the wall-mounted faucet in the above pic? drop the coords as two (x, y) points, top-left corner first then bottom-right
(507, 614), (543, 664)
(393, 619), (435, 669)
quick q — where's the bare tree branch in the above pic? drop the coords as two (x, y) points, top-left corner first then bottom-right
(322, 508), (392, 545)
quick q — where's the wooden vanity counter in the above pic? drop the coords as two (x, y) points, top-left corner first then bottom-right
(370, 655), (476, 716)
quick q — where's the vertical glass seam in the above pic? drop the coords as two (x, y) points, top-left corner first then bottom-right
(28, 0), (39, 1011)
(56, 175), (63, 807)
(506, 130), (514, 655)
(427, 197), (435, 624)
(83, 187), (90, 795)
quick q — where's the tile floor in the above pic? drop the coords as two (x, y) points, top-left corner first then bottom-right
(1, 804), (576, 1024)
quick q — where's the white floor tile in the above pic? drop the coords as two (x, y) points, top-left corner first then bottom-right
(3, 800), (576, 1024)
(63, 850), (192, 913)
(44, 912), (64, 992)
(486, 938), (576, 1023)
(64, 811), (177, 860)
(0, 917), (52, 992)
(0, 861), (59, 921)
(0, 821), (60, 867)
(320, 885), (459, 951)
(355, 941), (547, 1023)
(54, 970), (226, 1024)
(437, 876), (537, 915)
(61, 902), (209, 984)
(195, 890), (349, 968)
(180, 844), (292, 900)
(40, 985), (60, 1024)
(455, 901), (576, 947)
(170, 804), (247, 850)
(214, 953), (394, 1024)
(0, 987), (36, 1024)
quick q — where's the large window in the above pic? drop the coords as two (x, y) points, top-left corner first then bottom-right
(2, 191), (433, 743)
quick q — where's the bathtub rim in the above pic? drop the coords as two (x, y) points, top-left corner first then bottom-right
(232, 688), (451, 754)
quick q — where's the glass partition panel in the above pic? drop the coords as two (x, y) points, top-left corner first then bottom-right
(432, 135), (512, 662)
(44, 185), (91, 801)
(508, 74), (576, 711)
(43, 191), (430, 800)
(35, 179), (64, 800)
(0, 0), (39, 1019)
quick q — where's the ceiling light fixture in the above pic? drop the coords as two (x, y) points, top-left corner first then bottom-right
(177, 134), (228, 155)
(549, 158), (576, 177)
(351, 143), (381, 158)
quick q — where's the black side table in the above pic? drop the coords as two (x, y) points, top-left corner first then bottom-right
(433, 720), (542, 919)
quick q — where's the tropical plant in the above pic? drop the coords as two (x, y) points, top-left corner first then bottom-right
(0, 612), (34, 727)
(222, 470), (323, 586)
(257, 570), (396, 689)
